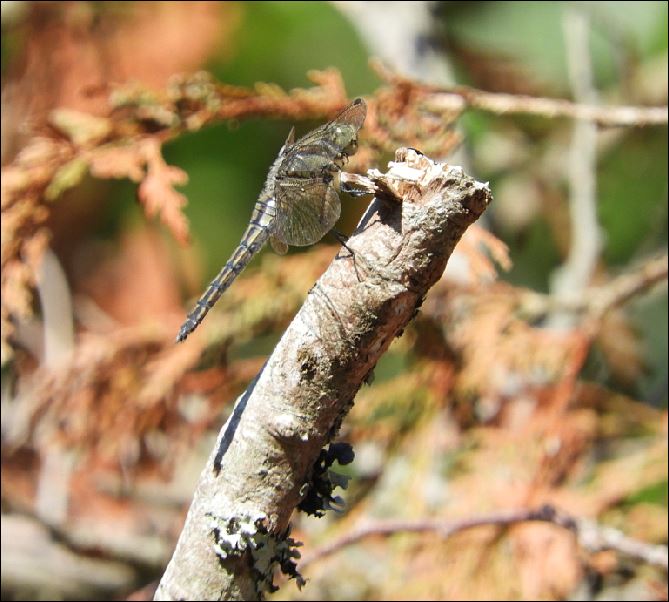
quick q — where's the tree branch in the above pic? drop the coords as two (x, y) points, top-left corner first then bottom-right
(299, 505), (669, 571)
(153, 149), (492, 600)
(442, 86), (669, 127)
(521, 253), (668, 321)
(549, 7), (601, 329)
(371, 59), (668, 127)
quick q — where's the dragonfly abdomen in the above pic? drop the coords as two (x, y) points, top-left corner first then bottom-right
(175, 202), (274, 342)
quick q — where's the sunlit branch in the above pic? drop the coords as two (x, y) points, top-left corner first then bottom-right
(548, 7), (601, 329)
(153, 150), (492, 600)
(371, 60), (668, 127)
(431, 88), (669, 127)
(300, 504), (669, 570)
(521, 253), (668, 321)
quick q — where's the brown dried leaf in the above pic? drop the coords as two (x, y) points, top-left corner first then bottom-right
(0, 228), (49, 356)
(364, 86), (462, 159)
(21, 229), (50, 276)
(1, 260), (35, 320)
(138, 341), (204, 409)
(514, 522), (581, 599)
(49, 109), (112, 146)
(1, 202), (46, 264)
(87, 143), (146, 182)
(137, 139), (190, 245)
(455, 224), (512, 283)
(596, 309), (645, 386)
(13, 137), (64, 168)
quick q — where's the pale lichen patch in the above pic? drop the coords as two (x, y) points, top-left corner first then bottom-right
(208, 511), (305, 595)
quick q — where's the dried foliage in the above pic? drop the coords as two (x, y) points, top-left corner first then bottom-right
(298, 278), (667, 600)
(1, 62), (467, 365)
(1, 3), (666, 601)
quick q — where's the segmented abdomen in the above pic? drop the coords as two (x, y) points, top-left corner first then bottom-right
(176, 200), (275, 342)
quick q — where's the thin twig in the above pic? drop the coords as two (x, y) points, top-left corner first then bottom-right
(370, 58), (668, 127)
(587, 254), (669, 318)
(521, 253), (668, 321)
(299, 504), (669, 570)
(35, 248), (75, 368)
(437, 87), (669, 127)
(549, 7), (602, 329)
(576, 516), (669, 569)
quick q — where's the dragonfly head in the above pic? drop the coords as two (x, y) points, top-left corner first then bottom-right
(329, 97), (366, 165)
(330, 124), (360, 158)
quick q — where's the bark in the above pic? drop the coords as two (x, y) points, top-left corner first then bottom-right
(154, 149), (492, 600)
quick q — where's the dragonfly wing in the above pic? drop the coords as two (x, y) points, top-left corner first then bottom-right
(270, 235), (289, 255)
(273, 178), (341, 247)
(291, 99), (367, 148)
(279, 99), (367, 178)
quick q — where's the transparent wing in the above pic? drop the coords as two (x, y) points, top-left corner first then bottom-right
(273, 178), (341, 247)
(289, 98), (367, 154)
(270, 235), (288, 255)
(271, 99), (365, 247)
(335, 97), (367, 129)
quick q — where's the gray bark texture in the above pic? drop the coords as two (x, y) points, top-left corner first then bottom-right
(154, 149), (492, 600)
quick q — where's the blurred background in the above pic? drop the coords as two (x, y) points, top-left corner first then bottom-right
(1, 1), (667, 600)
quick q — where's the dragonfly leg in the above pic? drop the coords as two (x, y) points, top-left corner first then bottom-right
(340, 179), (372, 197)
(330, 229), (364, 282)
(330, 228), (350, 249)
(333, 151), (349, 170)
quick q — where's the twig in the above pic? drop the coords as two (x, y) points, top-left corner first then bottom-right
(153, 150), (492, 601)
(434, 87), (669, 127)
(521, 253), (668, 321)
(548, 7), (602, 329)
(371, 59), (668, 127)
(576, 516), (669, 569)
(586, 253), (669, 318)
(299, 504), (669, 571)
(35, 248), (75, 368)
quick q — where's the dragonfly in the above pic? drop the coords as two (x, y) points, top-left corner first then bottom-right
(176, 97), (368, 342)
